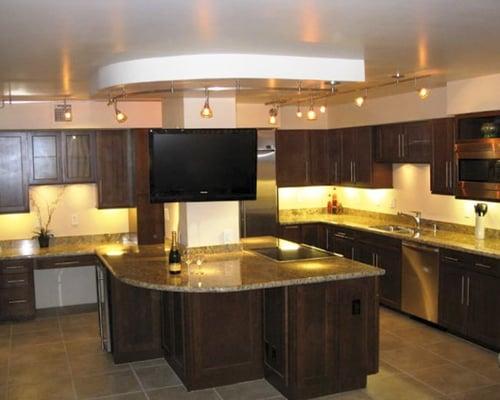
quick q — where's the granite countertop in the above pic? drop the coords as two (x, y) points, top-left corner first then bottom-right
(280, 214), (500, 259)
(96, 237), (384, 293)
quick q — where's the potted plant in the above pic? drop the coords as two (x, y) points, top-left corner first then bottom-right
(31, 186), (65, 248)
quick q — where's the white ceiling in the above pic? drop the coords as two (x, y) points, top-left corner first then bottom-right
(1, 0), (500, 103)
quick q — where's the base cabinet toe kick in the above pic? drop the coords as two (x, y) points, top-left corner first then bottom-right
(159, 277), (379, 400)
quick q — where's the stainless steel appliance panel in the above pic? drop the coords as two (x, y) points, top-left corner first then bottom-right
(402, 241), (440, 323)
(96, 264), (112, 352)
(240, 130), (277, 237)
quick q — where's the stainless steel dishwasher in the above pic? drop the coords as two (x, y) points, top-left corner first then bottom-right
(402, 241), (440, 323)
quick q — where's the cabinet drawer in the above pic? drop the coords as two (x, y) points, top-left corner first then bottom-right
(35, 255), (97, 270)
(331, 227), (357, 240)
(0, 287), (35, 320)
(440, 249), (473, 267)
(471, 255), (500, 278)
(0, 258), (34, 275)
(0, 272), (32, 288)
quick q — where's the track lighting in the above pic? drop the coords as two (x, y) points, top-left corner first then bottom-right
(296, 104), (303, 118)
(355, 89), (368, 107)
(319, 105), (326, 113)
(113, 100), (127, 123)
(307, 101), (317, 121)
(63, 98), (72, 121)
(200, 88), (213, 118)
(415, 78), (430, 99)
(268, 106), (278, 125)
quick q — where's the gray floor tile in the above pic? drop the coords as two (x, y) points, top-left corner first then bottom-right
(74, 369), (141, 399)
(134, 364), (181, 390)
(215, 379), (282, 400)
(147, 386), (219, 400)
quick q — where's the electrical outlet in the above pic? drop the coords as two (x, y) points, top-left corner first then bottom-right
(71, 214), (79, 226)
(390, 198), (397, 209)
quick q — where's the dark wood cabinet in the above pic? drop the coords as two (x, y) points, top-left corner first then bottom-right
(327, 130), (342, 184)
(162, 290), (263, 390)
(0, 132), (29, 214)
(327, 226), (359, 259)
(276, 130), (310, 186)
(108, 273), (162, 363)
(0, 258), (35, 320)
(431, 118), (455, 195)
(357, 233), (402, 309)
(375, 120), (432, 163)
(96, 130), (135, 208)
(341, 127), (392, 188)
(309, 130), (330, 185)
(279, 224), (301, 243)
(28, 132), (62, 184)
(439, 250), (500, 350)
(264, 278), (378, 399)
(61, 131), (96, 183)
(28, 130), (96, 185)
(279, 223), (328, 249)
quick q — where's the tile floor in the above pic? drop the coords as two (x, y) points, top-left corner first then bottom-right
(0, 306), (498, 400)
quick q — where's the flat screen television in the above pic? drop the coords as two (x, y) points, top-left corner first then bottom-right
(149, 128), (257, 202)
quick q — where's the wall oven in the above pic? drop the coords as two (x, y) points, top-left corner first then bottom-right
(456, 139), (500, 202)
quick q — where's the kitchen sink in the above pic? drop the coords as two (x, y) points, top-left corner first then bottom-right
(370, 225), (416, 235)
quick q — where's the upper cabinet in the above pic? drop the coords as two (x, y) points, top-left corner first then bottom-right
(431, 118), (455, 195)
(0, 132), (29, 214)
(28, 131), (96, 185)
(375, 120), (432, 163)
(309, 130), (330, 185)
(276, 130), (312, 186)
(96, 130), (135, 209)
(341, 127), (393, 188)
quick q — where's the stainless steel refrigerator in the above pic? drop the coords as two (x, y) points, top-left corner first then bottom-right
(240, 129), (277, 237)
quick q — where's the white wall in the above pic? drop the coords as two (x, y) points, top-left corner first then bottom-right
(237, 103), (277, 128)
(162, 97), (185, 129)
(0, 100), (162, 129)
(447, 73), (500, 115)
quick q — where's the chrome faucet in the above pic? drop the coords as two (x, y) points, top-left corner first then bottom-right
(398, 211), (422, 230)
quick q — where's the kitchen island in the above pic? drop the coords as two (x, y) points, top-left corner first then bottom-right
(97, 236), (384, 400)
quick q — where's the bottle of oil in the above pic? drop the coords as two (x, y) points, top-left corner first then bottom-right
(168, 231), (181, 274)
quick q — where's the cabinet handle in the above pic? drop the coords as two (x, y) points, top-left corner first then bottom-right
(334, 232), (347, 238)
(445, 163), (449, 189)
(54, 260), (81, 266)
(7, 279), (26, 284)
(334, 161), (338, 182)
(353, 162), (356, 183)
(372, 253), (376, 266)
(351, 247), (355, 260)
(350, 161), (353, 182)
(305, 160), (309, 183)
(474, 262), (492, 270)
(466, 276), (470, 307)
(448, 161), (453, 189)
(5, 265), (25, 270)
(8, 299), (27, 304)
(401, 134), (405, 158)
(375, 254), (379, 267)
(461, 275), (465, 305)
(398, 134), (402, 158)
(326, 229), (329, 250)
(444, 256), (459, 263)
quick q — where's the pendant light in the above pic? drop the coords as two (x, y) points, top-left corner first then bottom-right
(113, 99), (127, 123)
(63, 98), (72, 121)
(415, 78), (430, 99)
(354, 88), (367, 107)
(296, 104), (303, 118)
(319, 104), (327, 113)
(307, 99), (317, 121)
(200, 88), (213, 118)
(269, 106), (278, 125)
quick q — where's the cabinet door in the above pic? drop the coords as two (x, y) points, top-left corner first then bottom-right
(279, 225), (301, 243)
(276, 130), (309, 186)
(438, 262), (467, 335)
(466, 272), (500, 349)
(402, 121), (432, 163)
(431, 118), (455, 195)
(327, 130), (342, 184)
(330, 229), (357, 259)
(341, 128), (355, 185)
(96, 130), (135, 208)
(263, 288), (287, 380)
(309, 131), (329, 185)
(376, 246), (402, 309)
(375, 124), (402, 162)
(353, 126), (374, 187)
(62, 131), (96, 183)
(301, 224), (319, 247)
(0, 132), (29, 213)
(28, 132), (62, 184)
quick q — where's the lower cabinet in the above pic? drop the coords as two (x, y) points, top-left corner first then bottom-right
(264, 278), (379, 400)
(326, 226), (358, 259)
(108, 274), (163, 363)
(439, 250), (500, 350)
(0, 258), (35, 320)
(278, 223), (328, 249)
(161, 290), (263, 390)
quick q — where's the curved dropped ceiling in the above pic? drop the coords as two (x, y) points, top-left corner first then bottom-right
(92, 53), (365, 94)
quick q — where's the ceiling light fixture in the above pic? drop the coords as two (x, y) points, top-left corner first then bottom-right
(113, 99), (127, 123)
(354, 89), (367, 107)
(63, 98), (72, 121)
(296, 104), (303, 118)
(269, 106), (278, 125)
(415, 77), (430, 100)
(200, 88), (213, 119)
(319, 105), (327, 113)
(307, 99), (317, 121)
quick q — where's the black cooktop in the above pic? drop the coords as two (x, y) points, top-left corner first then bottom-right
(251, 245), (334, 262)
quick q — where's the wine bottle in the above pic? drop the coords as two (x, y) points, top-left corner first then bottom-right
(168, 231), (181, 274)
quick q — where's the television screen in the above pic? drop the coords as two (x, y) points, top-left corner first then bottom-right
(149, 129), (257, 202)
